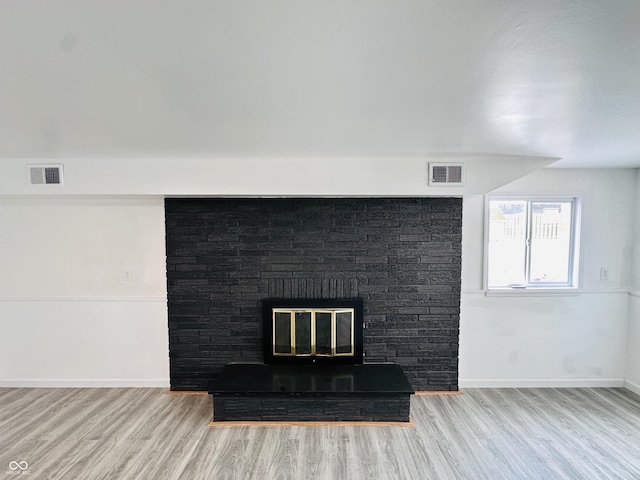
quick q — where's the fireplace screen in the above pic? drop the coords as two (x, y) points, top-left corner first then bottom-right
(273, 309), (355, 357)
(263, 299), (363, 364)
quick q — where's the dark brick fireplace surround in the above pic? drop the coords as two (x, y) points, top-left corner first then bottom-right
(165, 198), (462, 391)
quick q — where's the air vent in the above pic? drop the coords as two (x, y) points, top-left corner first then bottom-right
(28, 164), (64, 186)
(428, 163), (464, 186)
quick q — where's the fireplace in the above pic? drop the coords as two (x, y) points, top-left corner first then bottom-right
(208, 296), (414, 422)
(166, 197), (462, 392)
(262, 298), (363, 365)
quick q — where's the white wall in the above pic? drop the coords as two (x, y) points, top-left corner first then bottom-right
(1, 164), (637, 389)
(0, 198), (168, 387)
(626, 169), (640, 394)
(460, 169), (636, 387)
(0, 157), (553, 197)
(628, 296), (640, 394)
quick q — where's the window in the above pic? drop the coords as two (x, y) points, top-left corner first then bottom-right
(486, 197), (580, 289)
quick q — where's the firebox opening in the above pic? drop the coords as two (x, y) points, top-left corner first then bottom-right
(273, 308), (355, 357)
(263, 299), (364, 365)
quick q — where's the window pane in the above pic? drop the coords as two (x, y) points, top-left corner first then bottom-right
(529, 202), (573, 284)
(488, 200), (528, 287)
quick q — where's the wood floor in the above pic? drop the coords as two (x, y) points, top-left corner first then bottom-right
(1, 387), (639, 479)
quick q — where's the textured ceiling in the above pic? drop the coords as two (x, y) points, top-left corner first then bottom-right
(1, 1), (639, 167)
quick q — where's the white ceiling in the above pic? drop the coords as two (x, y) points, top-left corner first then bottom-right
(1, 0), (639, 168)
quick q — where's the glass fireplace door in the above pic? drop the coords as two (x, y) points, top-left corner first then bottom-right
(272, 308), (354, 358)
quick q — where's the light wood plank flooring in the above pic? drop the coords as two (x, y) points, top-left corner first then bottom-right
(1, 387), (639, 479)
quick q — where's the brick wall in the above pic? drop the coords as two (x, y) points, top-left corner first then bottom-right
(165, 198), (462, 391)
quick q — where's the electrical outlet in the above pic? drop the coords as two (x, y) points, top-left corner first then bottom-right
(122, 268), (134, 282)
(599, 267), (609, 281)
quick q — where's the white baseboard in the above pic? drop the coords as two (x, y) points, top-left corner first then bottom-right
(0, 378), (170, 388)
(624, 379), (640, 396)
(459, 378), (625, 388)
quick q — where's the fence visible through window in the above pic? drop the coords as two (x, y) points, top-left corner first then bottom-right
(487, 199), (578, 288)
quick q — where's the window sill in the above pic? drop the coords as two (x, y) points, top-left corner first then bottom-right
(484, 288), (582, 297)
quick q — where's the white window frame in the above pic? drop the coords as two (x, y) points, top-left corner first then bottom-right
(483, 195), (582, 293)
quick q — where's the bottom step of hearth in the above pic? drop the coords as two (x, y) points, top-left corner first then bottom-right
(208, 363), (414, 422)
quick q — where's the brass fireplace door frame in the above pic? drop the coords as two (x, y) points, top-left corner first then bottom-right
(272, 308), (355, 358)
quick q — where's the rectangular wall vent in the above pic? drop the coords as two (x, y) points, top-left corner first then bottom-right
(428, 163), (464, 186)
(28, 164), (64, 186)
